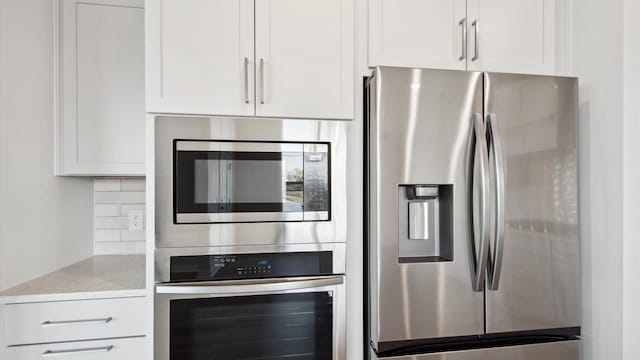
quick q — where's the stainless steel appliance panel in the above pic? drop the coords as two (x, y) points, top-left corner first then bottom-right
(368, 67), (485, 346)
(369, 340), (579, 360)
(155, 116), (348, 248)
(155, 276), (346, 360)
(155, 243), (346, 283)
(483, 73), (580, 333)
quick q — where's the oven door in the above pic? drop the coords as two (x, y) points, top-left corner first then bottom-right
(174, 140), (330, 224)
(155, 275), (345, 360)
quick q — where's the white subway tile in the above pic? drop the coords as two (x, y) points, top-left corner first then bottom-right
(94, 178), (121, 191)
(95, 217), (129, 229)
(120, 204), (145, 216)
(95, 241), (145, 255)
(95, 191), (145, 204)
(95, 204), (121, 217)
(121, 229), (145, 241)
(95, 229), (121, 242)
(93, 177), (147, 254)
(121, 178), (146, 191)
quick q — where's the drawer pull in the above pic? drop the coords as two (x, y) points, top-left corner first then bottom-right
(41, 317), (113, 327)
(42, 345), (114, 357)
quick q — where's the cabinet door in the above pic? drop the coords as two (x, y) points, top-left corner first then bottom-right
(58, 0), (145, 176)
(467, 0), (558, 75)
(146, 0), (255, 116)
(369, 0), (467, 70)
(255, 0), (354, 119)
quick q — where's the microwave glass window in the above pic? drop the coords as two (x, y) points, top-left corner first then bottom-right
(192, 153), (303, 212)
(169, 292), (333, 360)
(174, 141), (330, 223)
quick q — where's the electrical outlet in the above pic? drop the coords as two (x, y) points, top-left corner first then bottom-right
(128, 210), (144, 231)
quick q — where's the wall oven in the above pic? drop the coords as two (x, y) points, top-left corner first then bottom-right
(154, 116), (348, 248)
(154, 245), (346, 360)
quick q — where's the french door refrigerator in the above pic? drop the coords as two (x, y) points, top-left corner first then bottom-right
(365, 67), (580, 359)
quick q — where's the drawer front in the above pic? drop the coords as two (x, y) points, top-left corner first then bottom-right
(5, 336), (147, 360)
(3, 297), (147, 346)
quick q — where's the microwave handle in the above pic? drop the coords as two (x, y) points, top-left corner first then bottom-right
(156, 275), (344, 295)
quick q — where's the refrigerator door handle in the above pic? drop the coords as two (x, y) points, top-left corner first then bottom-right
(466, 113), (491, 292)
(487, 113), (506, 290)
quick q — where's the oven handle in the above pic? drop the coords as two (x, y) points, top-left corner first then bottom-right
(155, 276), (344, 295)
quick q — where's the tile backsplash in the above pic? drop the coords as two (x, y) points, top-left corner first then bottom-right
(94, 178), (146, 255)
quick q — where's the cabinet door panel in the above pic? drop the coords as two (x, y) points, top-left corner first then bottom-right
(255, 0), (354, 119)
(60, 0), (145, 176)
(146, 0), (255, 116)
(369, 0), (467, 70)
(467, 0), (557, 75)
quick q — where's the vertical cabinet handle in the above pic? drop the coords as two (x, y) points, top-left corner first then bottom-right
(472, 19), (479, 61)
(459, 18), (467, 61)
(259, 58), (265, 105)
(243, 57), (249, 104)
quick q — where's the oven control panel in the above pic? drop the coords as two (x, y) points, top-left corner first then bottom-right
(169, 251), (333, 282)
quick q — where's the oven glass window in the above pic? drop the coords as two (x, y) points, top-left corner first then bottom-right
(170, 292), (333, 360)
(174, 141), (330, 223)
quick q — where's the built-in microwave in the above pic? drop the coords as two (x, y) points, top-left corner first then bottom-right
(154, 116), (348, 249)
(173, 140), (330, 224)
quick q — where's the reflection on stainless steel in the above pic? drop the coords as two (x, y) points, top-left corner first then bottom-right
(155, 116), (347, 249)
(368, 67), (484, 346)
(369, 340), (579, 360)
(484, 73), (580, 334)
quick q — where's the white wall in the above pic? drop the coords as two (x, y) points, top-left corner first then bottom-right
(573, 1), (640, 359)
(573, 0), (625, 355)
(0, 0), (94, 291)
(622, 0), (640, 358)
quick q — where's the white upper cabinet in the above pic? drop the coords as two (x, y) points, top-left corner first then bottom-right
(255, 0), (354, 119)
(57, 0), (145, 176)
(146, 0), (354, 120)
(369, 0), (467, 70)
(466, 0), (559, 74)
(369, 0), (569, 76)
(146, 0), (255, 116)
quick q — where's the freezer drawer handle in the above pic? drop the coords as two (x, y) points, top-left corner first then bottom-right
(487, 113), (506, 290)
(466, 113), (490, 292)
(156, 275), (344, 295)
(42, 345), (114, 357)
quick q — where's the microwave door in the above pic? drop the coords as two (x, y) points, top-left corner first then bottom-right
(175, 141), (306, 223)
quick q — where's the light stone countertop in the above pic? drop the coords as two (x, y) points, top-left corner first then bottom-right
(0, 255), (146, 304)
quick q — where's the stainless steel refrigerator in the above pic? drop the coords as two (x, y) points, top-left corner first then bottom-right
(365, 67), (580, 359)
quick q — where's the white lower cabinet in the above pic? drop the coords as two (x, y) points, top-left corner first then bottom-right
(1, 297), (148, 360)
(3, 297), (147, 346)
(5, 337), (146, 360)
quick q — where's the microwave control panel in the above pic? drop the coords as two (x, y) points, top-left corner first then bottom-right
(169, 251), (334, 282)
(303, 151), (330, 212)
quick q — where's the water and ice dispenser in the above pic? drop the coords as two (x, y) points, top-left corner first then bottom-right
(398, 185), (453, 263)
